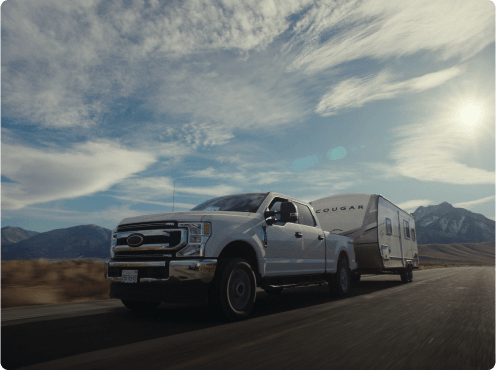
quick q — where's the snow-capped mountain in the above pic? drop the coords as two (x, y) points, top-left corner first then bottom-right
(412, 202), (495, 245)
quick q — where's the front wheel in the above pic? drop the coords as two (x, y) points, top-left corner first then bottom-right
(218, 258), (257, 321)
(329, 258), (350, 296)
(121, 300), (161, 312)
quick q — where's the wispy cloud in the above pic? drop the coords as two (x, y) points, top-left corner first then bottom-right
(1, 141), (156, 210)
(116, 176), (240, 200)
(1, 0), (310, 130)
(110, 196), (196, 210)
(288, 0), (494, 73)
(454, 196), (496, 209)
(315, 66), (463, 116)
(391, 121), (495, 185)
(396, 199), (434, 211)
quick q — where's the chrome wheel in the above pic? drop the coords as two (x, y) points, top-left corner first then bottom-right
(330, 257), (350, 297)
(229, 268), (252, 310)
(218, 258), (257, 321)
(340, 266), (349, 291)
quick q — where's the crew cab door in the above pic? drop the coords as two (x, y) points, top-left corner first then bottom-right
(294, 202), (326, 273)
(263, 198), (304, 276)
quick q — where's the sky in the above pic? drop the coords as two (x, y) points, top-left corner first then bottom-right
(1, 0), (495, 233)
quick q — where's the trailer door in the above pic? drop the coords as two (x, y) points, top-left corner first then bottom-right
(397, 211), (404, 263)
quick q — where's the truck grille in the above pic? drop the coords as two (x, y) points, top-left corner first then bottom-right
(117, 221), (178, 232)
(113, 223), (187, 259)
(116, 231), (182, 247)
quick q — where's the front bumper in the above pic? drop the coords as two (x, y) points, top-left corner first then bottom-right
(105, 259), (217, 302)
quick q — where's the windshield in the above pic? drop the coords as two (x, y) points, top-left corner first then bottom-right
(190, 193), (269, 212)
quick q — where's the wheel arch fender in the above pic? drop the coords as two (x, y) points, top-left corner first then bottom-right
(336, 247), (351, 268)
(217, 240), (261, 282)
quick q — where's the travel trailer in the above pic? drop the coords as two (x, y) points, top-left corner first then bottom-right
(310, 193), (419, 283)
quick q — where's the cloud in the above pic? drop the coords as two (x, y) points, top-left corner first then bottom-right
(149, 59), (309, 131)
(288, 0), (494, 73)
(1, 141), (156, 210)
(165, 121), (235, 148)
(396, 199), (434, 211)
(1, 0), (310, 129)
(391, 121), (495, 185)
(110, 196), (196, 210)
(116, 176), (241, 200)
(315, 66), (463, 116)
(454, 196), (496, 209)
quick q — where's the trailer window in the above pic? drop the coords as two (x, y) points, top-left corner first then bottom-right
(403, 220), (410, 239)
(411, 228), (416, 241)
(385, 218), (392, 235)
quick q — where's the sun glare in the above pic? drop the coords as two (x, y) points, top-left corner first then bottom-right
(456, 101), (484, 127)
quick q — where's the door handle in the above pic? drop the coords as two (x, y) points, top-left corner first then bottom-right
(318, 235), (324, 240)
(295, 232), (303, 238)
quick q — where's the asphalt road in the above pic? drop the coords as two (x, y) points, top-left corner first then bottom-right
(2, 267), (494, 370)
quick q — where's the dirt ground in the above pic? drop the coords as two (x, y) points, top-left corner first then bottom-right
(1, 259), (470, 309)
(1, 259), (110, 308)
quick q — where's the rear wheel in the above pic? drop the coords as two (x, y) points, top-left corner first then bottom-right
(121, 300), (160, 312)
(329, 257), (350, 296)
(216, 258), (257, 321)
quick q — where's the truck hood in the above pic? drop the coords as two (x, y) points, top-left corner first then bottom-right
(119, 211), (255, 225)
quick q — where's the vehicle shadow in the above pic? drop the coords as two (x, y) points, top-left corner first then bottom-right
(1, 277), (403, 369)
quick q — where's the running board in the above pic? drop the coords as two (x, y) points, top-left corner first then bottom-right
(268, 280), (327, 289)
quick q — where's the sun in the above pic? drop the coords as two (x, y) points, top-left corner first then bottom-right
(456, 100), (484, 127)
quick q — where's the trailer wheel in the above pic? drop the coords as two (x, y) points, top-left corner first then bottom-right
(217, 258), (257, 321)
(121, 300), (160, 312)
(264, 286), (283, 295)
(330, 257), (350, 296)
(400, 268), (409, 283)
(407, 268), (413, 282)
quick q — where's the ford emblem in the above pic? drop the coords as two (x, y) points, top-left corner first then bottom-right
(127, 234), (144, 247)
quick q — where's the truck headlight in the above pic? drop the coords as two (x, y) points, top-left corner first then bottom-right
(110, 228), (117, 258)
(177, 222), (211, 257)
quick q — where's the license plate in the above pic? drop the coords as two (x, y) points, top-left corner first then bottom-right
(122, 270), (138, 283)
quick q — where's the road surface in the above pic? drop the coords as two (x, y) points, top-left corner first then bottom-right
(2, 266), (494, 370)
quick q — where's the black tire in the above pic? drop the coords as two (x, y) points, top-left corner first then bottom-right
(217, 258), (257, 321)
(350, 274), (361, 284)
(329, 257), (350, 297)
(264, 286), (283, 295)
(400, 265), (414, 283)
(121, 300), (160, 312)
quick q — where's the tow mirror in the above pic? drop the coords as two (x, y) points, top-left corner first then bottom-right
(280, 202), (298, 223)
(264, 210), (277, 219)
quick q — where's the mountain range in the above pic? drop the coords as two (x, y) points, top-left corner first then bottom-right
(412, 202), (494, 244)
(2, 226), (40, 245)
(1, 202), (494, 262)
(1, 224), (112, 261)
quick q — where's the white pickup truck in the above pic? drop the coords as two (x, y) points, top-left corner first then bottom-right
(105, 192), (357, 320)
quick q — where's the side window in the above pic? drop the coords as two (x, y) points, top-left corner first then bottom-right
(385, 218), (392, 235)
(411, 228), (416, 241)
(295, 203), (316, 227)
(403, 220), (410, 239)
